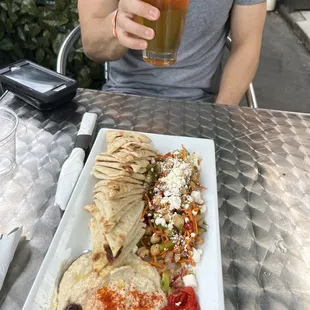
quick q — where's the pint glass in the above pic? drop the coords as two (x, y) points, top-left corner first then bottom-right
(140, 0), (190, 66)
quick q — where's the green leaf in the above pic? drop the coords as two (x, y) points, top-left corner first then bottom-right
(36, 48), (45, 63)
(42, 14), (68, 27)
(75, 47), (84, 53)
(68, 51), (74, 62)
(5, 19), (13, 33)
(9, 13), (18, 23)
(0, 2), (8, 11)
(42, 29), (51, 39)
(29, 24), (41, 37)
(52, 33), (66, 54)
(17, 26), (26, 41)
(24, 41), (37, 50)
(0, 38), (14, 50)
(79, 66), (91, 79)
(0, 0), (95, 88)
(20, 0), (38, 16)
(55, 0), (65, 11)
(37, 35), (49, 48)
(12, 3), (20, 12)
(35, 29), (52, 48)
(15, 16), (29, 26)
(77, 75), (91, 88)
(73, 53), (83, 63)
(40, 9), (53, 18)
(0, 10), (7, 23)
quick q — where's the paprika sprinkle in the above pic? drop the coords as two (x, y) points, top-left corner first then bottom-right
(96, 286), (166, 310)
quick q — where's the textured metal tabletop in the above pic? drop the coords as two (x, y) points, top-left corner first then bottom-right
(1, 89), (310, 310)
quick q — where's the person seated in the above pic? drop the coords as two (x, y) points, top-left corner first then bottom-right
(78, 0), (266, 105)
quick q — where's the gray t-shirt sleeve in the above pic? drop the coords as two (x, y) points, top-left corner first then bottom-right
(234, 0), (266, 5)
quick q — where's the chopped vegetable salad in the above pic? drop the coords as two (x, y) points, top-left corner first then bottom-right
(138, 146), (207, 294)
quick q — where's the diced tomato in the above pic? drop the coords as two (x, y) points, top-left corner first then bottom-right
(161, 306), (180, 310)
(168, 289), (188, 306)
(163, 152), (171, 159)
(179, 287), (199, 309)
(164, 287), (200, 310)
(184, 222), (194, 233)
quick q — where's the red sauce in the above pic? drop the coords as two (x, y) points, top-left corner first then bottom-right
(96, 287), (164, 310)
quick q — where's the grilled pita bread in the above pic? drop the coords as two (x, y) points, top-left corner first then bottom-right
(103, 202), (144, 257)
(106, 131), (151, 144)
(85, 201), (145, 234)
(94, 161), (148, 174)
(93, 185), (145, 199)
(94, 166), (146, 181)
(86, 130), (155, 274)
(95, 154), (120, 163)
(89, 218), (108, 273)
(121, 148), (157, 158)
(96, 154), (152, 167)
(94, 193), (143, 220)
(94, 179), (144, 191)
(107, 151), (138, 163)
(85, 204), (101, 223)
(106, 131), (151, 154)
(92, 169), (144, 185)
(106, 151), (154, 164)
(108, 139), (157, 155)
(105, 223), (146, 266)
(97, 224), (146, 277)
(96, 152), (135, 164)
(123, 218), (144, 248)
(101, 200), (145, 233)
(122, 142), (157, 153)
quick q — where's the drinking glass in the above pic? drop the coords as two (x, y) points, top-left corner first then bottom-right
(139, 0), (190, 66)
(0, 108), (18, 176)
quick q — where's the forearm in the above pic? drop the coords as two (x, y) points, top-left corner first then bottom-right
(216, 43), (260, 105)
(78, 4), (128, 62)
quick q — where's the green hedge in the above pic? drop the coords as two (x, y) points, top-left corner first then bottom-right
(0, 0), (104, 88)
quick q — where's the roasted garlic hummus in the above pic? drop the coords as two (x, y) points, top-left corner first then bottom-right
(54, 253), (167, 310)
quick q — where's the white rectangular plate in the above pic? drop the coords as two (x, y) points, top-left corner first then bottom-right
(23, 128), (224, 310)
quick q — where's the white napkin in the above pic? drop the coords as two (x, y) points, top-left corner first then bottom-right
(0, 227), (23, 291)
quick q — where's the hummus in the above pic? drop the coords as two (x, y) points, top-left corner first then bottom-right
(55, 253), (167, 310)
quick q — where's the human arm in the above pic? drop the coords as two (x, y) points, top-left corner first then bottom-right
(78, 0), (160, 63)
(216, 2), (266, 105)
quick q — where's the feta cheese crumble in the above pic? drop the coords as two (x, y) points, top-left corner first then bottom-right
(191, 191), (204, 204)
(192, 248), (202, 263)
(155, 217), (167, 227)
(183, 274), (198, 288)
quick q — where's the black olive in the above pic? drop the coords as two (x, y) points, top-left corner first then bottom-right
(65, 304), (82, 310)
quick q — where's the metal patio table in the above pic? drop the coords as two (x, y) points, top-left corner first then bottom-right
(1, 89), (310, 310)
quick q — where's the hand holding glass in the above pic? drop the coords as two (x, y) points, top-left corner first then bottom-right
(116, 0), (190, 66)
(139, 0), (190, 66)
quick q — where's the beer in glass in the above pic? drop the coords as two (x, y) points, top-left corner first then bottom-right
(140, 0), (190, 66)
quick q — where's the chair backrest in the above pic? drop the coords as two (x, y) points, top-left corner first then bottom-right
(57, 25), (257, 108)
(56, 25), (109, 82)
